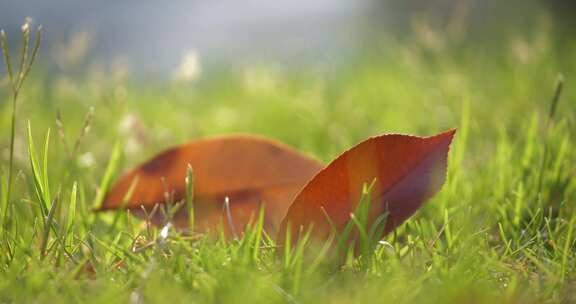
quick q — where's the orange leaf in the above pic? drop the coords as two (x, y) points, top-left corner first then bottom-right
(99, 135), (323, 236)
(278, 129), (456, 242)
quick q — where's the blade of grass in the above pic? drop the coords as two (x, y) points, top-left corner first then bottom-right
(42, 128), (51, 203)
(537, 76), (564, 198)
(92, 140), (121, 209)
(27, 122), (49, 214)
(185, 164), (194, 232)
(40, 189), (60, 260)
(65, 182), (77, 246)
(251, 206), (265, 262)
(561, 213), (575, 281)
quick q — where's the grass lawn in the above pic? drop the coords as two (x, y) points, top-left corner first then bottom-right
(0, 20), (575, 303)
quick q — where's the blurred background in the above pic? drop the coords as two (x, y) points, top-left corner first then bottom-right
(0, 0), (574, 168)
(1, 0), (574, 78)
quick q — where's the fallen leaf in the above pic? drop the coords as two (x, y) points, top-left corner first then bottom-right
(99, 135), (323, 235)
(278, 129), (456, 243)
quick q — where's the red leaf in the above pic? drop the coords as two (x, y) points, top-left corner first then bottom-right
(99, 135), (323, 235)
(278, 129), (456, 242)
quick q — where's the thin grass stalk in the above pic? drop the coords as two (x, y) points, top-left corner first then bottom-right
(536, 76), (564, 198)
(0, 23), (42, 220)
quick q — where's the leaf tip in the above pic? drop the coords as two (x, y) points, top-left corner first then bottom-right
(441, 128), (457, 138)
(431, 128), (457, 148)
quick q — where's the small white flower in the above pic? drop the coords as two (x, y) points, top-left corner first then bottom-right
(124, 137), (141, 156)
(119, 114), (137, 134)
(78, 152), (95, 168)
(174, 50), (202, 83)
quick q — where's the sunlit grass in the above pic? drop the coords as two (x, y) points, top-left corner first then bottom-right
(0, 18), (575, 303)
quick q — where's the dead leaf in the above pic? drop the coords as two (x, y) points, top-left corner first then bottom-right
(99, 135), (323, 236)
(278, 129), (456, 243)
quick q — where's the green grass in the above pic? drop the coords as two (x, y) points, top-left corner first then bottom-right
(0, 18), (575, 303)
